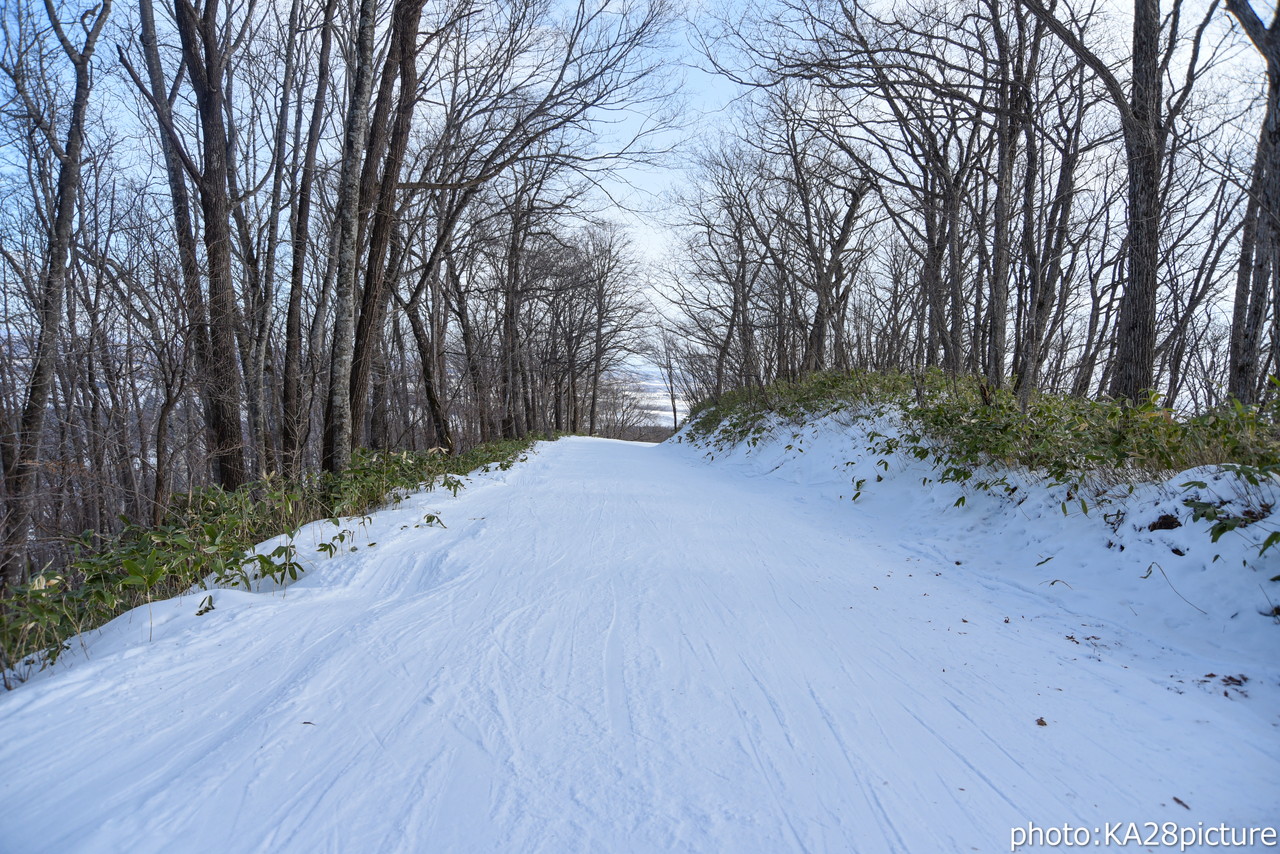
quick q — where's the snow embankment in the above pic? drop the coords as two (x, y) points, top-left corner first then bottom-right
(679, 410), (1280, 711)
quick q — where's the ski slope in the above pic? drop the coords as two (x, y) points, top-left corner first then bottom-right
(1, 431), (1277, 853)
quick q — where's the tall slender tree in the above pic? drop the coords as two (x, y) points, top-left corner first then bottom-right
(1225, 0), (1280, 403)
(0, 0), (111, 586)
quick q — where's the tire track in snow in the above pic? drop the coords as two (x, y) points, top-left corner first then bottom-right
(604, 582), (638, 769)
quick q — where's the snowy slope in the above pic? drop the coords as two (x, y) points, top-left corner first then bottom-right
(1, 427), (1277, 853)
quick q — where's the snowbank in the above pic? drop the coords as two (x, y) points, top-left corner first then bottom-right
(675, 410), (1280, 708)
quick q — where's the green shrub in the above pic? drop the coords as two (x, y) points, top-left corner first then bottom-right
(685, 369), (1280, 555)
(688, 370), (1279, 481)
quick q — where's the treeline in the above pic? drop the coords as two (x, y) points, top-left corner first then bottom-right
(660, 0), (1279, 416)
(0, 0), (675, 585)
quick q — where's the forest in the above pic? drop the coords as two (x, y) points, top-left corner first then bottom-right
(1, 0), (1278, 589)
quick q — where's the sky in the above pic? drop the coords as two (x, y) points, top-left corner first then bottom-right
(593, 3), (748, 267)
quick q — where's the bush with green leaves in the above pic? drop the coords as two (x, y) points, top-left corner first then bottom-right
(685, 369), (1280, 557)
(690, 371), (1278, 476)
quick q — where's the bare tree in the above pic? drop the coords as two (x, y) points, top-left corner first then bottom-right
(1225, 0), (1280, 403)
(124, 0), (253, 488)
(0, 0), (111, 585)
(282, 0), (339, 477)
(1019, 0), (1221, 400)
(321, 0), (380, 473)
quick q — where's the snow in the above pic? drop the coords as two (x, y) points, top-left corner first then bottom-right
(1, 418), (1277, 853)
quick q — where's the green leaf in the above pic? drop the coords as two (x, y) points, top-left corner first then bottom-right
(1261, 533), (1280, 557)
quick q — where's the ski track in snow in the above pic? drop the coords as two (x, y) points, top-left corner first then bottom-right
(1, 435), (1277, 853)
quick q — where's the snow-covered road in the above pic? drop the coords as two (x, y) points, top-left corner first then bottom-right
(2, 436), (1277, 853)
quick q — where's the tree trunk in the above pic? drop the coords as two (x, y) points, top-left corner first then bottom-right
(351, 0), (426, 444)
(282, 0), (339, 477)
(1226, 0), (1280, 404)
(134, 0), (221, 473)
(323, 0), (379, 472)
(172, 0), (248, 489)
